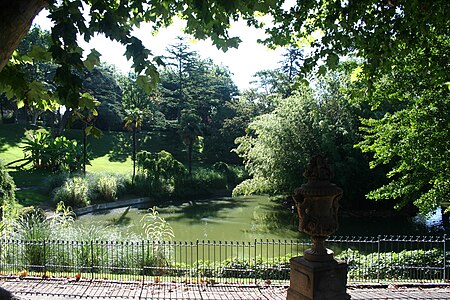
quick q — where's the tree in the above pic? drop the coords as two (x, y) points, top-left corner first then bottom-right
(355, 37), (450, 215)
(180, 109), (202, 177)
(278, 47), (304, 97)
(0, 0), (273, 112)
(72, 108), (100, 175)
(82, 64), (123, 131)
(233, 71), (376, 208)
(124, 108), (143, 184)
(156, 39), (238, 163)
(264, 1), (450, 82)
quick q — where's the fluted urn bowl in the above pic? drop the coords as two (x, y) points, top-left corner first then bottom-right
(293, 155), (343, 262)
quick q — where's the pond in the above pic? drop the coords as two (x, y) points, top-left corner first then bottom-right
(76, 195), (447, 242)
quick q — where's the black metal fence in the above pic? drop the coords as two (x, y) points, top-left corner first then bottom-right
(0, 235), (448, 284)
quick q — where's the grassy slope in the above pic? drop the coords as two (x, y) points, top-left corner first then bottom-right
(0, 124), (134, 208)
(0, 124), (133, 180)
(0, 124), (136, 208)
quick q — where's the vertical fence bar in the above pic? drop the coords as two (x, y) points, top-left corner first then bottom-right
(254, 239), (257, 285)
(141, 240), (144, 283)
(90, 240), (94, 280)
(196, 240), (199, 284)
(444, 234), (447, 282)
(377, 235), (381, 283)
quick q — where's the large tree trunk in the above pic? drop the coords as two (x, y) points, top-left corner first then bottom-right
(56, 109), (73, 136)
(0, 0), (47, 71)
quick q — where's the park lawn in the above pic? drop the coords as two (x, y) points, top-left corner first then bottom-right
(1, 124), (133, 187)
(87, 155), (132, 174)
(0, 124), (28, 164)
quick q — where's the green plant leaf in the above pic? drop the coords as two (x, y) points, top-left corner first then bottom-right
(84, 49), (101, 71)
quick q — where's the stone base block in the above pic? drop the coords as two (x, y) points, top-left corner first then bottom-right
(286, 256), (350, 300)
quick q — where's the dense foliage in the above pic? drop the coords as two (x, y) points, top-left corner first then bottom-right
(264, 1), (450, 81)
(7, 129), (86, 172)
(233, 71), (377, 208)
(355, 33), (450, 214)
(135, 150), (187, 197)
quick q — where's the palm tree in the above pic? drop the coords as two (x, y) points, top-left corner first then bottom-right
(124, 108), (143, 184)
(180, 110), (202, 177)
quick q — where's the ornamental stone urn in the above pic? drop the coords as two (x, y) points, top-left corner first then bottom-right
(287, 155), (349, 300)
(293, 154), (342, 261)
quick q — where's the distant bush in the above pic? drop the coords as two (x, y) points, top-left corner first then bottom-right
(191, 168), (227, 190)
(175, 168), (227, 197)
(53, 176), (90, 208)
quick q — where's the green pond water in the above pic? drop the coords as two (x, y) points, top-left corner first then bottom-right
(76, 195), (444, 242)
(76, 196), (303, 241)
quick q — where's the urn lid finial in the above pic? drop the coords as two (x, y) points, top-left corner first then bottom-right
(303, 154), (333, 181)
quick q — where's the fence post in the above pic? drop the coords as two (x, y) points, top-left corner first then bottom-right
(444, 234), (447, 283)
(377, 235), (381, 283)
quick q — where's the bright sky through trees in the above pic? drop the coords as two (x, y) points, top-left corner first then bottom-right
(33, 10), (285, 91)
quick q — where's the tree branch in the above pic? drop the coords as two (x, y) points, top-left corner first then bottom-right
(0, 0), (47, 71)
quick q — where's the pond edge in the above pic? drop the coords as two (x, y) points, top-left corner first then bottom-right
(73, 197), (152, 216)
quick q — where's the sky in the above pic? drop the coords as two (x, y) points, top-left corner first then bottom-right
(33, 10), (286, 91)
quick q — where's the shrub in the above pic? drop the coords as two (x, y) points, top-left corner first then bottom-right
(8, 129), (87, 172)
(0, 161), (15, 205)
(191, 168), (227, 190)
(53, 176), (90, 208)
(135, 150), (187, 197)
(88, 172), (129, 203)
(17, 206), (46, 221)
(336, 248), (446, 280)
(0, 161), (16, 228)
(44, 171), (70, 194)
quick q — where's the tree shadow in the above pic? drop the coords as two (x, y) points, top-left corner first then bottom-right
(160, 197), (248, 223)
(83, 130), (129, 160)
(0, 124), (28, 153)
(107, 132), (131, 162)
(104, 206), (132, 226)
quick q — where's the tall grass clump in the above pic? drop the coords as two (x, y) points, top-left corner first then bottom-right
(95, 175), (118, 202)
(176, 168), (226, 197)
(88, 173), (129, 203)
(135, 150), (187, 197)
(48, 172), (130, 207)
(192, 168), (227, 189)
(53, 176), (90, 208)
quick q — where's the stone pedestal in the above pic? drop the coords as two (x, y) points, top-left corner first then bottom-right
(287, 256), (350, 300)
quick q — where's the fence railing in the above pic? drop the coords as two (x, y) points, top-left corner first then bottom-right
(0, 235), (448, 285)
